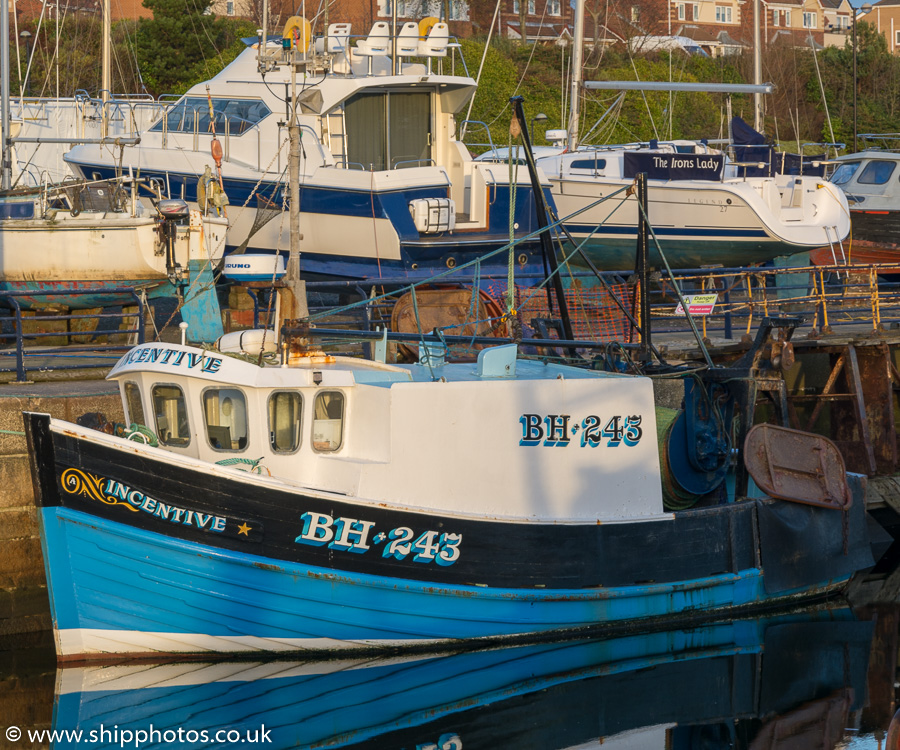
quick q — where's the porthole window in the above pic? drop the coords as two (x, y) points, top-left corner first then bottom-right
(203, 388), (248, 451)
(312, 391), (344, 452)
(269, 392), (302, 453)
(152, 384), (191, 447)
(124, 382), (145, 425)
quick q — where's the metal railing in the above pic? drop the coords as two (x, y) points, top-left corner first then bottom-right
(300, 262), (900, 352)
(0, 289), (145, 383)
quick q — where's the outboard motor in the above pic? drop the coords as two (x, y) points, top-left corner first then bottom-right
(156, 199), (190, 283)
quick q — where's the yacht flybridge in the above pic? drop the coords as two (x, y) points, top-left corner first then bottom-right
(64, 22), (553, 281)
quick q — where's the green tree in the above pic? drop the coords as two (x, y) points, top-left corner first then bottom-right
(135, 0), (242, 95)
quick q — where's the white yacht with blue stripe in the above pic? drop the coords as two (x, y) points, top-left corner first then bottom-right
(63, 21), (553, 282)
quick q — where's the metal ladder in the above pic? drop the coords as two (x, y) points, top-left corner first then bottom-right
(325, 107), (347, 166)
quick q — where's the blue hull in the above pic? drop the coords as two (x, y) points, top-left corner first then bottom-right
(40, 504), (842, 656)
(564, 227), (806, 271)
(0, 280), (167, 310)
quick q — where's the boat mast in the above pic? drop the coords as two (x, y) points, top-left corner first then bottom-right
(285, 27), (308, 322)
(567, 0), (584, 151)
(753, 0), (762, 131)
(1, 0), (10, 190)
(101, 0), (111, 137)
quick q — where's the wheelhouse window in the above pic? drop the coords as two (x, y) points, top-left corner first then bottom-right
(312, 391), (344, 452)
(151, 97), (271, 136)
(269, 392), (302, 453)
(829, 161), (860, 185)
(124, 382), (145, 425)
(858, 160), (896, 185)
(152, 385), (191, 447)
(203, 388), (248, 451)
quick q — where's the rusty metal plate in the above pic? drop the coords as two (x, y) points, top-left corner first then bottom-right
(744, 424), (851, 510)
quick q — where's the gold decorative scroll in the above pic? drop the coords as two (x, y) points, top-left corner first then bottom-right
(61, 469), (138, 512)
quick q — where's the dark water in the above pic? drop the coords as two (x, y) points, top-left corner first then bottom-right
(1, 603), (896, 750)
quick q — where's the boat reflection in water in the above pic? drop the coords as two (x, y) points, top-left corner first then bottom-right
(50, 607), (874, 750)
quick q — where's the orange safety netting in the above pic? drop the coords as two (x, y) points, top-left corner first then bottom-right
(486, 282), (637, 343)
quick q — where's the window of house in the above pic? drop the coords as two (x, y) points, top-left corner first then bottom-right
(785, 10), (791, 25)
(152, 385), (191, 447)
(513, 0), (535, 12)
(381, 0), (406, 15)
(896, 29), (900, 45)
(268, 392), (302, 453)
(548, 0), (560, 15)
(692, 3), (699, 20)
(631, 5), (640, 21)
(449, 0), (468, 19)
(772, 9), (779, 26)
(678, 3), (686, 20)
(312, 391), (345, 452)
(226, 0), (234, 15)
(802, 12), (816, 28)
(124, 382), (145, 426)
(203, 388), (248, 451)
(715, 5), (732, 22)
(858, 160), (896, 185)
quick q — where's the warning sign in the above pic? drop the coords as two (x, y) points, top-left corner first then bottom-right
(674, 294), (718, 316)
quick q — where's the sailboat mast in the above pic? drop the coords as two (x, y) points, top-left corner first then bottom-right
(1, 0), (10, 190)
(753, 0), (762, 130)
(102, 0), (111, 137)
(567, 0), (584, 151)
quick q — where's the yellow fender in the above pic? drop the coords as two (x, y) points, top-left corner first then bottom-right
(282, 16), (311, 52)
(418, 16), (439, 39)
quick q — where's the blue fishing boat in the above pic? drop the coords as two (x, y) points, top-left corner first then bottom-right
(24, 322), (882, 661)
(50, 609), (872, 748)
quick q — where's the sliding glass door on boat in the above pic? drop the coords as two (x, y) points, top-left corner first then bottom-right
(343, 91), (431, 171)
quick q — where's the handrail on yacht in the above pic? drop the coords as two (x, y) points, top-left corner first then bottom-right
(459, 120), (496, 154)
(391, 157), (436, 169)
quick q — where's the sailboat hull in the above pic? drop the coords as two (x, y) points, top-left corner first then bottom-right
(549, 175), (850, 270)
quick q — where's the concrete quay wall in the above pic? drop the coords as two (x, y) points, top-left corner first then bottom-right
(0, 381), (123, 637)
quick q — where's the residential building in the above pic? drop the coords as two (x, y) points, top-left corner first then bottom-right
(859, 0), (900, 54)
